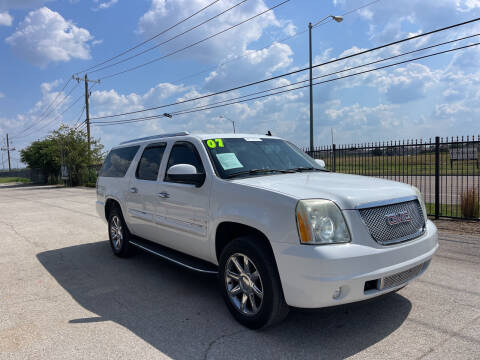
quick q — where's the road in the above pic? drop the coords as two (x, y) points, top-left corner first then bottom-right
(0, 184), (479, 359)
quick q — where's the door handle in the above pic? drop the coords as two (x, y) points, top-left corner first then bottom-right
(129, 187), (138, 194)
(157, 191), (170, 199)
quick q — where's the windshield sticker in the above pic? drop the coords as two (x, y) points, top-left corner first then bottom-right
(216, 153), (243, 170)
(244, 137), (262, 142)
(206, 139), (224, 148)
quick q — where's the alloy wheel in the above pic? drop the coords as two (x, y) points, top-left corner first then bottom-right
(110, 215), (123, 250)
(225, 253), (264, 316)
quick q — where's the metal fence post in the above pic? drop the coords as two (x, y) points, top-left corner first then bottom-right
(435, 136), (440, 219)
(332, 144), (337, 172)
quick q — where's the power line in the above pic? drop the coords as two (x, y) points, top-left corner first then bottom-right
(168, 0), (383, 86)
(169, 32), (480, 115)
(89, 0), (250, 75)
(75, 0), (222, 74)
(73, 105), (86, 128)
(90, 16), (480, 121)
(36, 78), (73, 120)
(335, 0), (382, 20)
(12, 82), (81, 139)
(92, 40), (480, 126)
(18, 93), (84, 140)
(11, 78), (75, 139)
(172, 41), (480, 117)
(98, 0), (291, 80)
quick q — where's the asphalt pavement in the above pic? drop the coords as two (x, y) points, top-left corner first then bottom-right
(0, 184), (479, 359)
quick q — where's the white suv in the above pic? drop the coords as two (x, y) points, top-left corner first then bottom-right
(96, 132), (438, 329)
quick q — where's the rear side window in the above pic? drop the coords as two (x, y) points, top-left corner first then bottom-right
(166, 142), (205, 174)
(99, 146), (139, 178)
(136, 143), (167, 181)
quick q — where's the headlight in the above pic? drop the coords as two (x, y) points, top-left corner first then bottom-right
(296, 199), (351, 244)
(413, 186), (428, 220)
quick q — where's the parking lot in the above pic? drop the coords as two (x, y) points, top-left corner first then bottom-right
(0, 185), (479, 359)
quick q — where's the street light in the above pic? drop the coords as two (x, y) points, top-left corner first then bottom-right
(309, 15), (343, 153)
(220, 115), (236, 133)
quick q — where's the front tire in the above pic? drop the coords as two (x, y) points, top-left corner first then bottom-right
(108, 207), (134, 257)
(219, 236), (289, 329)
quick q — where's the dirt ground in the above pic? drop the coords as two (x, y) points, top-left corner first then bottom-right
(432, 218), (480, 235)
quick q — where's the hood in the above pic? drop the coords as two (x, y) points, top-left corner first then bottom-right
(232, 172), (416, 209)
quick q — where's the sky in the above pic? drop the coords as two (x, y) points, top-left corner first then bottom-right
(1, 0), (480, 167)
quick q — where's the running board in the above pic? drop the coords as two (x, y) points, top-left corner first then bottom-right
(129, 237), (218, 274)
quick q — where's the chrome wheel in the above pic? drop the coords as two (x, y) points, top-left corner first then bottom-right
(110, 215), (123, 250)
(225, 253), (264, 316)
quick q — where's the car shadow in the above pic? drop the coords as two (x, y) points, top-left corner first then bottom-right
(37, 241), (412, 359)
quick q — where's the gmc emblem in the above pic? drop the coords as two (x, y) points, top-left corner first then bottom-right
(385, 211), (412, 226)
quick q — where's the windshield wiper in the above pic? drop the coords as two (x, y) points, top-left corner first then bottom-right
(289, 167), (324, 172)
(226, 169), (294, 179)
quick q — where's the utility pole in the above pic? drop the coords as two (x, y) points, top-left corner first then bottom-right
(220, 115), (236, 133)
(308, 15), (343, 153)
(309, 22), (314, 153)
(72, 74), (100, 154)
(1, 134), (15, 171)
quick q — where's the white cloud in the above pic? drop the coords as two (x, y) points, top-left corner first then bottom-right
(90, 82), (190, 119)
(40, 78), (61, 94)
(358, 8), (373, 20)
(0, 79), (77, 144)
(0, 11), (12, 26)
(92, 0), (118, 11)
(456, 0), (480, 11)
(137, 0), (280, 61)
(0, 92), (4, 98)
(373, 63), (439, 103)
(282, 20), (296, 36)
(204, 42), (293, 90)
(5, 7), (93, 67)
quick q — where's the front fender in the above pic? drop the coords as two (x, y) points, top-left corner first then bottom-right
(209, 180), (299, 261)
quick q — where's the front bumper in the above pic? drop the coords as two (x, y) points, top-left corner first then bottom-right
(272, 220), (438, 308)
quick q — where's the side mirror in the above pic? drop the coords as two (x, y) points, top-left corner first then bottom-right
(315, 159), (326, 168)
(166, 164), (206, 187)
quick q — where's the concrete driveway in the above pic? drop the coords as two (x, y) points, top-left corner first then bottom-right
(0, 185), (479, 359)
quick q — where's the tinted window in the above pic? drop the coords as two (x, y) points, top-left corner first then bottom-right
(99, 146), (139, 178)
(136, 144), (166, 181)
(203, 138), (323, 179)
(166, 142), (205, 174)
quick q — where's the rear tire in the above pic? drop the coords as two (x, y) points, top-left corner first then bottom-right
(218, 236), (289, 329)
(108, 207), (134, 258)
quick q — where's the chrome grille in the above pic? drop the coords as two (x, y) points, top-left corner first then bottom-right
(380, 261), (430, 290)
(359, 199), (425, 245)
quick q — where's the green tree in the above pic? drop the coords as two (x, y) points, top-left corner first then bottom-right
(20, 125), (104, 186)
(20, 137), (60, 183)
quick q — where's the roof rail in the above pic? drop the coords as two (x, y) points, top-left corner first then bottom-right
(120, 132), (190, 145)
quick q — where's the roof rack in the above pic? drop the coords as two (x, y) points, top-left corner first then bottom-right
(120, 132), (190, 145)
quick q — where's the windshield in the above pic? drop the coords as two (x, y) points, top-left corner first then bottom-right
(203, 137), (325, 179)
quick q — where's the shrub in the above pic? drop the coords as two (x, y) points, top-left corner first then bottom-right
(460, 188), (479, 219)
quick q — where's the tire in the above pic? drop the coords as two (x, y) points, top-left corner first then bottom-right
(218, 236), (289, 329)
(108, 206), (134, 258)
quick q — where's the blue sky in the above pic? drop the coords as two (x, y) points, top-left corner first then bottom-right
(1, 0), (480, 165)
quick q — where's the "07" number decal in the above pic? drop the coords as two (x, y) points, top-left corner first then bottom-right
(207, 139), (224, 148)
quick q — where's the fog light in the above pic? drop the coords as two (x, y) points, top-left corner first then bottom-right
(332, 287), (342, 299)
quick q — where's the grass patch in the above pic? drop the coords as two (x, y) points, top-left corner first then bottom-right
(426, 202), (464, 218)
(0, 177), (30, 184)
(318, 152), (480, 176)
